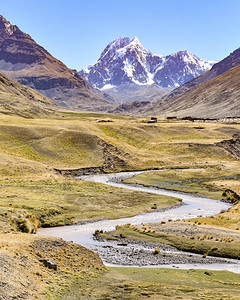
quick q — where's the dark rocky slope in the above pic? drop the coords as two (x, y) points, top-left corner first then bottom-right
(0, 72), (56, 117)
(216, 134), (240, 160)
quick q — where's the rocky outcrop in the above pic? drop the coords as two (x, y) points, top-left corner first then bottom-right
(222, 189), (240, 204)
(54, 166), (106, 176)
(216, 134), (240, 159)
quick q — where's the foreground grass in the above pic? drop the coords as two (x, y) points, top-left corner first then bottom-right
(0, 175), (180, 230)
(63, 267), (240, 299)
(1, 232), (240, 300)
(0, 233), (105, 299)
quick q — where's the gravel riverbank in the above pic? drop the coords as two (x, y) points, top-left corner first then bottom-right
(93, 235), (237, 266)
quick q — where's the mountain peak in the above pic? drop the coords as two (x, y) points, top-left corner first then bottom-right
(106, 36), (143, 51)
(80, 38), (216, 90)
(177, 50), (191, 56)
(132, 36), (140, 44)
(0, 15), (18, 36)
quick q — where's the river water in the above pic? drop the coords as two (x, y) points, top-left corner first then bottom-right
(37, 171), (240, 274)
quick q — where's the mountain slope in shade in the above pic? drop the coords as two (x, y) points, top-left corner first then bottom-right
(0, 15), (115, 111)
(79, 37), (216, 93)
(166, 47), (240, 99)
(0, 72), (57, 117)
(147, 64), (240, 118)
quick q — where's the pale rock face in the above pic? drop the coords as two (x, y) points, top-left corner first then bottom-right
(79, 37), (216, 91)
(0, 15), (19, 36)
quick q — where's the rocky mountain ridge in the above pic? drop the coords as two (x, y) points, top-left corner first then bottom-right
(0, 15), (115, 111)
(110, 44), (240, 118)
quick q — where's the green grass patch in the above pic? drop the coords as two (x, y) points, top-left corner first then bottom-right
(64, 267), (240, 299)
(0, 177), (181, 229)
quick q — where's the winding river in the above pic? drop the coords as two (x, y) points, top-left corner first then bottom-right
(37, 171), (240, 274)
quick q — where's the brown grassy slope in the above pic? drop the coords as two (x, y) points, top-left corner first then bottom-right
(0, 72), (57, 117)
(0, 233), (105, 299)
(149, 65), (240, 118)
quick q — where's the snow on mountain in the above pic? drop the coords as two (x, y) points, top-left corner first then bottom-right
(79, 37), (217, 91)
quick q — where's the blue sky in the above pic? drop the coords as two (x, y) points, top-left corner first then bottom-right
(1, 0), (240, 70)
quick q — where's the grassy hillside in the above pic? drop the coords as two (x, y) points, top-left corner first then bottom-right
(66, 267), (240, 299)
(0, 233), (105, 299)
(0, 113), (238, 171)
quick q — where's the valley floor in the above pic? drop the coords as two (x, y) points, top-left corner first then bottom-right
(0, 111), (239, 299)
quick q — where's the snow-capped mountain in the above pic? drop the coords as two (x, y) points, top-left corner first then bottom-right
(79, 37), (216, 91)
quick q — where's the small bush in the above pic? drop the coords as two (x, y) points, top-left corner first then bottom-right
(11, 212), (39, 233)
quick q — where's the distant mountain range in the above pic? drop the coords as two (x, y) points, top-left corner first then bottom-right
(0, 15), (115, 111)
(165, 46), (240, 99)
(79, 37), (216, 103)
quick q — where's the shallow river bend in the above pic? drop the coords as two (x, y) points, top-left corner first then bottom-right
(38, 171), (240, 274)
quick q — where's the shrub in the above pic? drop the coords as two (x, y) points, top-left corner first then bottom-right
(11, 212), (39, 233)
(151, 204), (157, 209)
